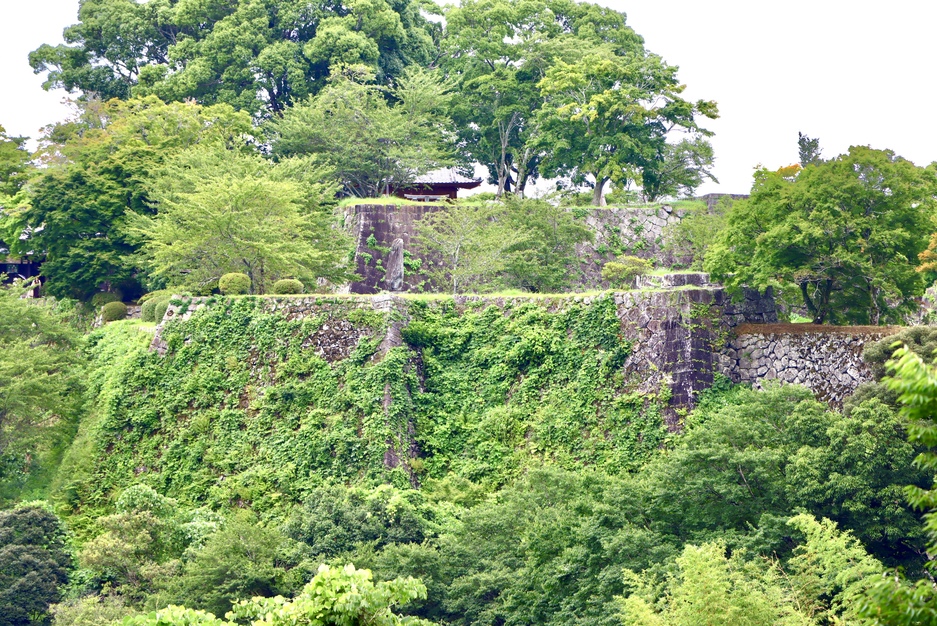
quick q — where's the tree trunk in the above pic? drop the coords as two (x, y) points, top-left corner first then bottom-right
(592, 176), (609, 206)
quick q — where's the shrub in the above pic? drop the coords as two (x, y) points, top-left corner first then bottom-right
(271, 279), (304, 295)
(101, 301), (128, 322)
(219, 273), (251, 295)
(90, 291), (121, 308)
(153, 300), (170, 324)
(140, 299), (158, 323)
(601, 255), (652, 288)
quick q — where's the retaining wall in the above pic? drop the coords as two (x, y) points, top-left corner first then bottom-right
(719, 324), (901, 404)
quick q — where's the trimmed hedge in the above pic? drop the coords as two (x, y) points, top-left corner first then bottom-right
(101, 301), (128, 322)
(219, 273), (251, 295)
(91, 291), (121, 308)
(153, 300), (170, 324)
(271, 279), (304, 295)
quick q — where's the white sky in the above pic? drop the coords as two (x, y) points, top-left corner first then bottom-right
(1, 0), (935, 194)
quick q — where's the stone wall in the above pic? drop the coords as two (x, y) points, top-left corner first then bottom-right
(572, 206), (690, 288)
(154, 286), (902, 419)
(344, 204), (444, 294)
(343, 204), (692, 293)
(154, 274), (776, 428)
(719, 324), (901, 404)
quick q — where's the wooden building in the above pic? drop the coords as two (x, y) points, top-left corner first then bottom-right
(394, 168), (482, 201)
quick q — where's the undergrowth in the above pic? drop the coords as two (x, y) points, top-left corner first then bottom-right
(55, 296), (667, 522)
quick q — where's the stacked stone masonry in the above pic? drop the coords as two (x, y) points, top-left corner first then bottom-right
(719, 325), (900, 405)
(154, 279), (902, 423)
(344, 204), (693, 294)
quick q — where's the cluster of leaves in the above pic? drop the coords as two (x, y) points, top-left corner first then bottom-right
(3, 298), (925, 624)
(0, 284), (83, 503)
(57, 295), (662, 513)
(414, 197), (593, 293)
(706, 146), (937, 324)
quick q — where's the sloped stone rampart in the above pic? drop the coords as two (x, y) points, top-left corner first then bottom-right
(719, 324), (901, 404)
(343, 204), (692, 293)
(152, 275), (777, 429)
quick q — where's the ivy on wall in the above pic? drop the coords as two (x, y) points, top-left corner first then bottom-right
(58, 296), (668, 517)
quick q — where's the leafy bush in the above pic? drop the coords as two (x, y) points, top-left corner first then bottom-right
(91, 291), (121, 308)
(601, 255), (652, 288)
(140, 299), (158, 323)
(101, 301), (128, 322)
(153, 300), (170, 323)
(219, 273), (251, 295)
(271, 279), (304, 295)
(0, 504), (70, 626)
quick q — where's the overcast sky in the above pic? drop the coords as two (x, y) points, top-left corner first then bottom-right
(1, 0), (935, 194)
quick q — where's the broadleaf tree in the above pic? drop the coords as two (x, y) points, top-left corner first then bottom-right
(128, 147), (351, 294)
(706, 146), (937, 324)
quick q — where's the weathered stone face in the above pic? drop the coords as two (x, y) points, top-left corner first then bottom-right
(719, 324), (901, 405)
(153, 283), (899, 428)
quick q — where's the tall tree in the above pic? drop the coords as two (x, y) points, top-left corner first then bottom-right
(536, 49), (718, 205)
(269, 67), (455, 197)
(706, 146), (937, 324)
(442, 0), (646, 198)
(129, 147), (350, 293)
(12, 97), (254, 300)
(797, 132), (822, 167)
(640, 137), (718, 201)
(30, 0), (438, 116)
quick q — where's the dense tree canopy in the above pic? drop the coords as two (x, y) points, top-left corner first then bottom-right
(30, 0), (439, 116)
(269, 67), (455, 197)
(13, 97), (254, 299)
(706, 146), (937, 324)
(129, 146), (350, 293)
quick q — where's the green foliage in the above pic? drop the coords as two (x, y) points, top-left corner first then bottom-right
(536, 48), (718, 205)
(30, 0), (437, 117)
(0, 125), (29, 196)
(167, 511), (298, 617)
(52, 295), (661, 518)
(128, 147), (348, 294)
(286, 484), (429, 560)
(91, 292), (122, 308)
(414, 203), (519, 293)
(49, 594), (135, 626)
(601, 256), (652, 288)
(639, 384), (927, 568)
(415, 199), (592, 293)
(619, 540), (809, 626)
(663, 200), (731, 270)
(271, 279), (304, 295)
(0, 504), (70, 626)
(140, 300), (159, 323)
(706, 146), (937, 324)
(101, 301), (128, 322)
(619, 514), (882, 626)
(639, 137), (718, 202)
(14, 98), (254, 300)
(218, 274), (250, 296)
(227, 564), (435, 625)
(499, 198), (594, 292)
(270, 68), (455, 197)
(153, 301), (170, 324)
(0, 288), (82, 501)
